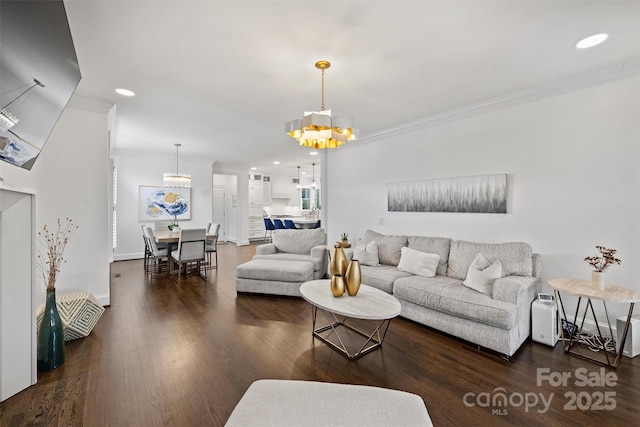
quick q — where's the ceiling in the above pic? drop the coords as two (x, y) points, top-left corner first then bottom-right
(64, 1), (640, 175)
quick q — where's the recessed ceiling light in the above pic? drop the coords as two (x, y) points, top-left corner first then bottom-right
(273, 161), (280, 165)
(301, 171), (307, 175)
(576, 33), (608, 49)
(115, 88), (136, 96)
(309, 151), (318, 156)
(250, 167), (257, 170)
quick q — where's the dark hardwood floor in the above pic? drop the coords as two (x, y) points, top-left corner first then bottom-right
(1, 243), (638, 426)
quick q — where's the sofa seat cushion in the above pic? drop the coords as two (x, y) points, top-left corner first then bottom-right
(237, 259), (314, 282)
(360, 264), (413, 294)
(447, 240), (533, 280)
(253, 253), (323, 272)
(393, 275), (518, 330)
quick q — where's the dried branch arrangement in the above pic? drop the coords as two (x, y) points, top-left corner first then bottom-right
(584, 245), (621, 272)
(37, 218), (78, 290)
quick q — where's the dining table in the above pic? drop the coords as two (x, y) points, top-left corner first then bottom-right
(153, 229), (217, 244)
(153, 229), (217, 275)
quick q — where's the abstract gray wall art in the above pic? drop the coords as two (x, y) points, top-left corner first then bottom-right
(388, 174), (507, 213)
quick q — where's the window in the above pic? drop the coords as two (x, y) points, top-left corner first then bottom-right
(301, 187), (321, 211)
(301, 187), (311, 210)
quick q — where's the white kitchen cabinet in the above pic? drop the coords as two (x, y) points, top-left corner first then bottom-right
(249, 179), (263, 207)
(271, 175), (295, 199)
(248, 207), (265, 240)
(0, 184), (36, 402)
(263, 178), (272, 206)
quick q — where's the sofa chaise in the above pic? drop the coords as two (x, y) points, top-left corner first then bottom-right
(235, 228), (328, 297)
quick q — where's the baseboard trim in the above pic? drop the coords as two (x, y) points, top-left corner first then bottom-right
(114, 252), (144, 261)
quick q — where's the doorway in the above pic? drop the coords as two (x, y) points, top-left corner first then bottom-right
(213, 185), (226, 242)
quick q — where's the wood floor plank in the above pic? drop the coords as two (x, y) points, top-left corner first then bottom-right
(1, 243), (638, 426)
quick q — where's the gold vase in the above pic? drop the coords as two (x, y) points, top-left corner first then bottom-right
(330, 247), (348, 277)
(330, 275), (345, 297)
(345, 259), (361, 296)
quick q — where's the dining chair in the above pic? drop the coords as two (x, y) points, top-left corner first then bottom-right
(143, 226), (169, 279)
(263, 218), (275, 242)
(284, 219), (298, 229)
(206, 223), (220, 269)
(171, 228), (207, 284)
(142, 225), (151, 273)
(273, 219), (285, 230)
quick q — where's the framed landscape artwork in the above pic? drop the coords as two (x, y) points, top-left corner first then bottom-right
(139, 186), (192, 221)
(388, 174), (507, 213)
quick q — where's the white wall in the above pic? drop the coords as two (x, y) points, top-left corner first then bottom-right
(112, 150), (215, 260)
(0, 106), (111, 305)
(326, 77), (639, 320)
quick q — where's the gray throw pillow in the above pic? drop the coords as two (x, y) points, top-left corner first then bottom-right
(353, 239), (379, 266)
(463, 253), (502, 296)
(364, 230), (407, 266)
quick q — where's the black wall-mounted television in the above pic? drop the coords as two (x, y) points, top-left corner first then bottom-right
(0, 0), (81, 170)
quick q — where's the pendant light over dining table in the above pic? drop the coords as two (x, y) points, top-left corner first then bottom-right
(285, 60), (357, 149)
(163, 143), (191, 187)
(311, 162), (317, 189)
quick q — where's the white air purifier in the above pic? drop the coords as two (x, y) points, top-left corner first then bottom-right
(532, 299), (558, 347)
(616, 317), (640, 358)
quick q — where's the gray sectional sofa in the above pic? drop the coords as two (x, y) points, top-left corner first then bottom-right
(358, 230), (540, 357)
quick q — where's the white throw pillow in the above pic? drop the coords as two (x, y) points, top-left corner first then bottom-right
(463, 253), (502, 296)
(353, 239), (380, 266)
(397, 247), (440, 278)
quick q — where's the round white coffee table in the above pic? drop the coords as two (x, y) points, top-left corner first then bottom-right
(300, 279), (401, 359)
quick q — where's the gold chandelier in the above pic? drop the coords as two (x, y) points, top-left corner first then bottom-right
(285, 60), (357, 149)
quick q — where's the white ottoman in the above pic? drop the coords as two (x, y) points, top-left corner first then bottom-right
(225, 379), (433, 426)
(235, 260), (314, 297)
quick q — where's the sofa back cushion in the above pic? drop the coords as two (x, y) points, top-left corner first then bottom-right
(407, 236), (452, 276)
(364, 230), (408, 266)
(447, 240), (533, 279)
(273, 228), (326, 254)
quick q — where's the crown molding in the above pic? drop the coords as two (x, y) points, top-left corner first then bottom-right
(359, 57), (640, 142)
(67, 94), (115, 114)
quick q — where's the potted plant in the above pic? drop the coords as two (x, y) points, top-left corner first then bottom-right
(168, 214), (179, 231)
(36, 218), (78, 370)
(584, 245), (621, 290)
(340, 233), (350, 248)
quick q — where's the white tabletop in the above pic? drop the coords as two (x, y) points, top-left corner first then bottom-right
(300, 280), (401, 320)
(154, 229), (216, 243)
(548, 278), (640, 303)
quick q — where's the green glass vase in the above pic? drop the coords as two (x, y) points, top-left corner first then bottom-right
(37, 288), (65, 371)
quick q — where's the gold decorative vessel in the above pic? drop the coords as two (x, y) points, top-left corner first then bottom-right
(330, 275), (346, 297)
(330, 247), (348, 277)
(345, 259), (361, 296)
